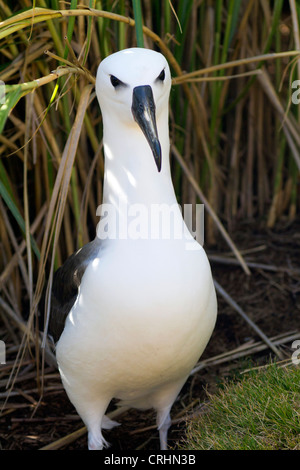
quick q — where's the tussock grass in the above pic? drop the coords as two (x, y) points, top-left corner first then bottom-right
(181, 363), (300, 450)
(0, 2), (299, 444)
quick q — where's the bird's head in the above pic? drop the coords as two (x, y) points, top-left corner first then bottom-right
(95, 48), (171, 172)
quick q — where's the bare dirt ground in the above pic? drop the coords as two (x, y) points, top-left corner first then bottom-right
(1, 220), (299, 450)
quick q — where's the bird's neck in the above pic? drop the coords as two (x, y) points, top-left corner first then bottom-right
(96, 111), (189, 243)
(101, 111), (176, 207)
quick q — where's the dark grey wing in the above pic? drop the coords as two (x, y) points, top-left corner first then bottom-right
(48, 237), (102, 343)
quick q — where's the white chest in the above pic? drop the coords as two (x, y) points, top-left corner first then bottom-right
(57, 239), (217, 397)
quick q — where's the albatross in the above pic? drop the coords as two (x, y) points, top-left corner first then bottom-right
(48, 48), (217, 450)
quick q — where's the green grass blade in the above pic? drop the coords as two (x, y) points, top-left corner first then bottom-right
(0, 179), (40, 259)
(64, 0), (77, 59)
(224, 0), (284, 114)
(132, 0), (144, 47)
(118, 0), (126, 50)
(0, 86), (22, 134)
(83, 0), (96, 65)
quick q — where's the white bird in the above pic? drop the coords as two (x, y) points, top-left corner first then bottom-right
(48, 48), (217, 450)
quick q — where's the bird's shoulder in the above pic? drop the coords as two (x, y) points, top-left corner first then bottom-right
(48, 237), (101, 343)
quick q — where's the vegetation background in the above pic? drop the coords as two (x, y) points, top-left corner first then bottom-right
(0, 0), (299, 450)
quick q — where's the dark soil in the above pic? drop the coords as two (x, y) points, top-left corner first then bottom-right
(1, 221), (299, 450)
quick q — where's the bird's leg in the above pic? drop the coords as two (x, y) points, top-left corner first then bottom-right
(88, 428), (109, 450)
(157, 408), (172, 450)
(86, 414), (110, 450)
(70, 397), (111, 450)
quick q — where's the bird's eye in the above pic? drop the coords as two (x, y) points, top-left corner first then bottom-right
(157, 69), (165, 82)
(110, 75), (122, 88)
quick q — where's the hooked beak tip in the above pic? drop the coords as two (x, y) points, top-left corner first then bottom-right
(132, 85), (162, 173)
(153, 140), (162, 172)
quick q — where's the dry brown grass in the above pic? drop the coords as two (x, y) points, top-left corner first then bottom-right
(0, 0), (299, 450)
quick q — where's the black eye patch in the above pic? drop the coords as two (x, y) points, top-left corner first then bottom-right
(157, 69), (165, 82)
(110, 75), (122, 88)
